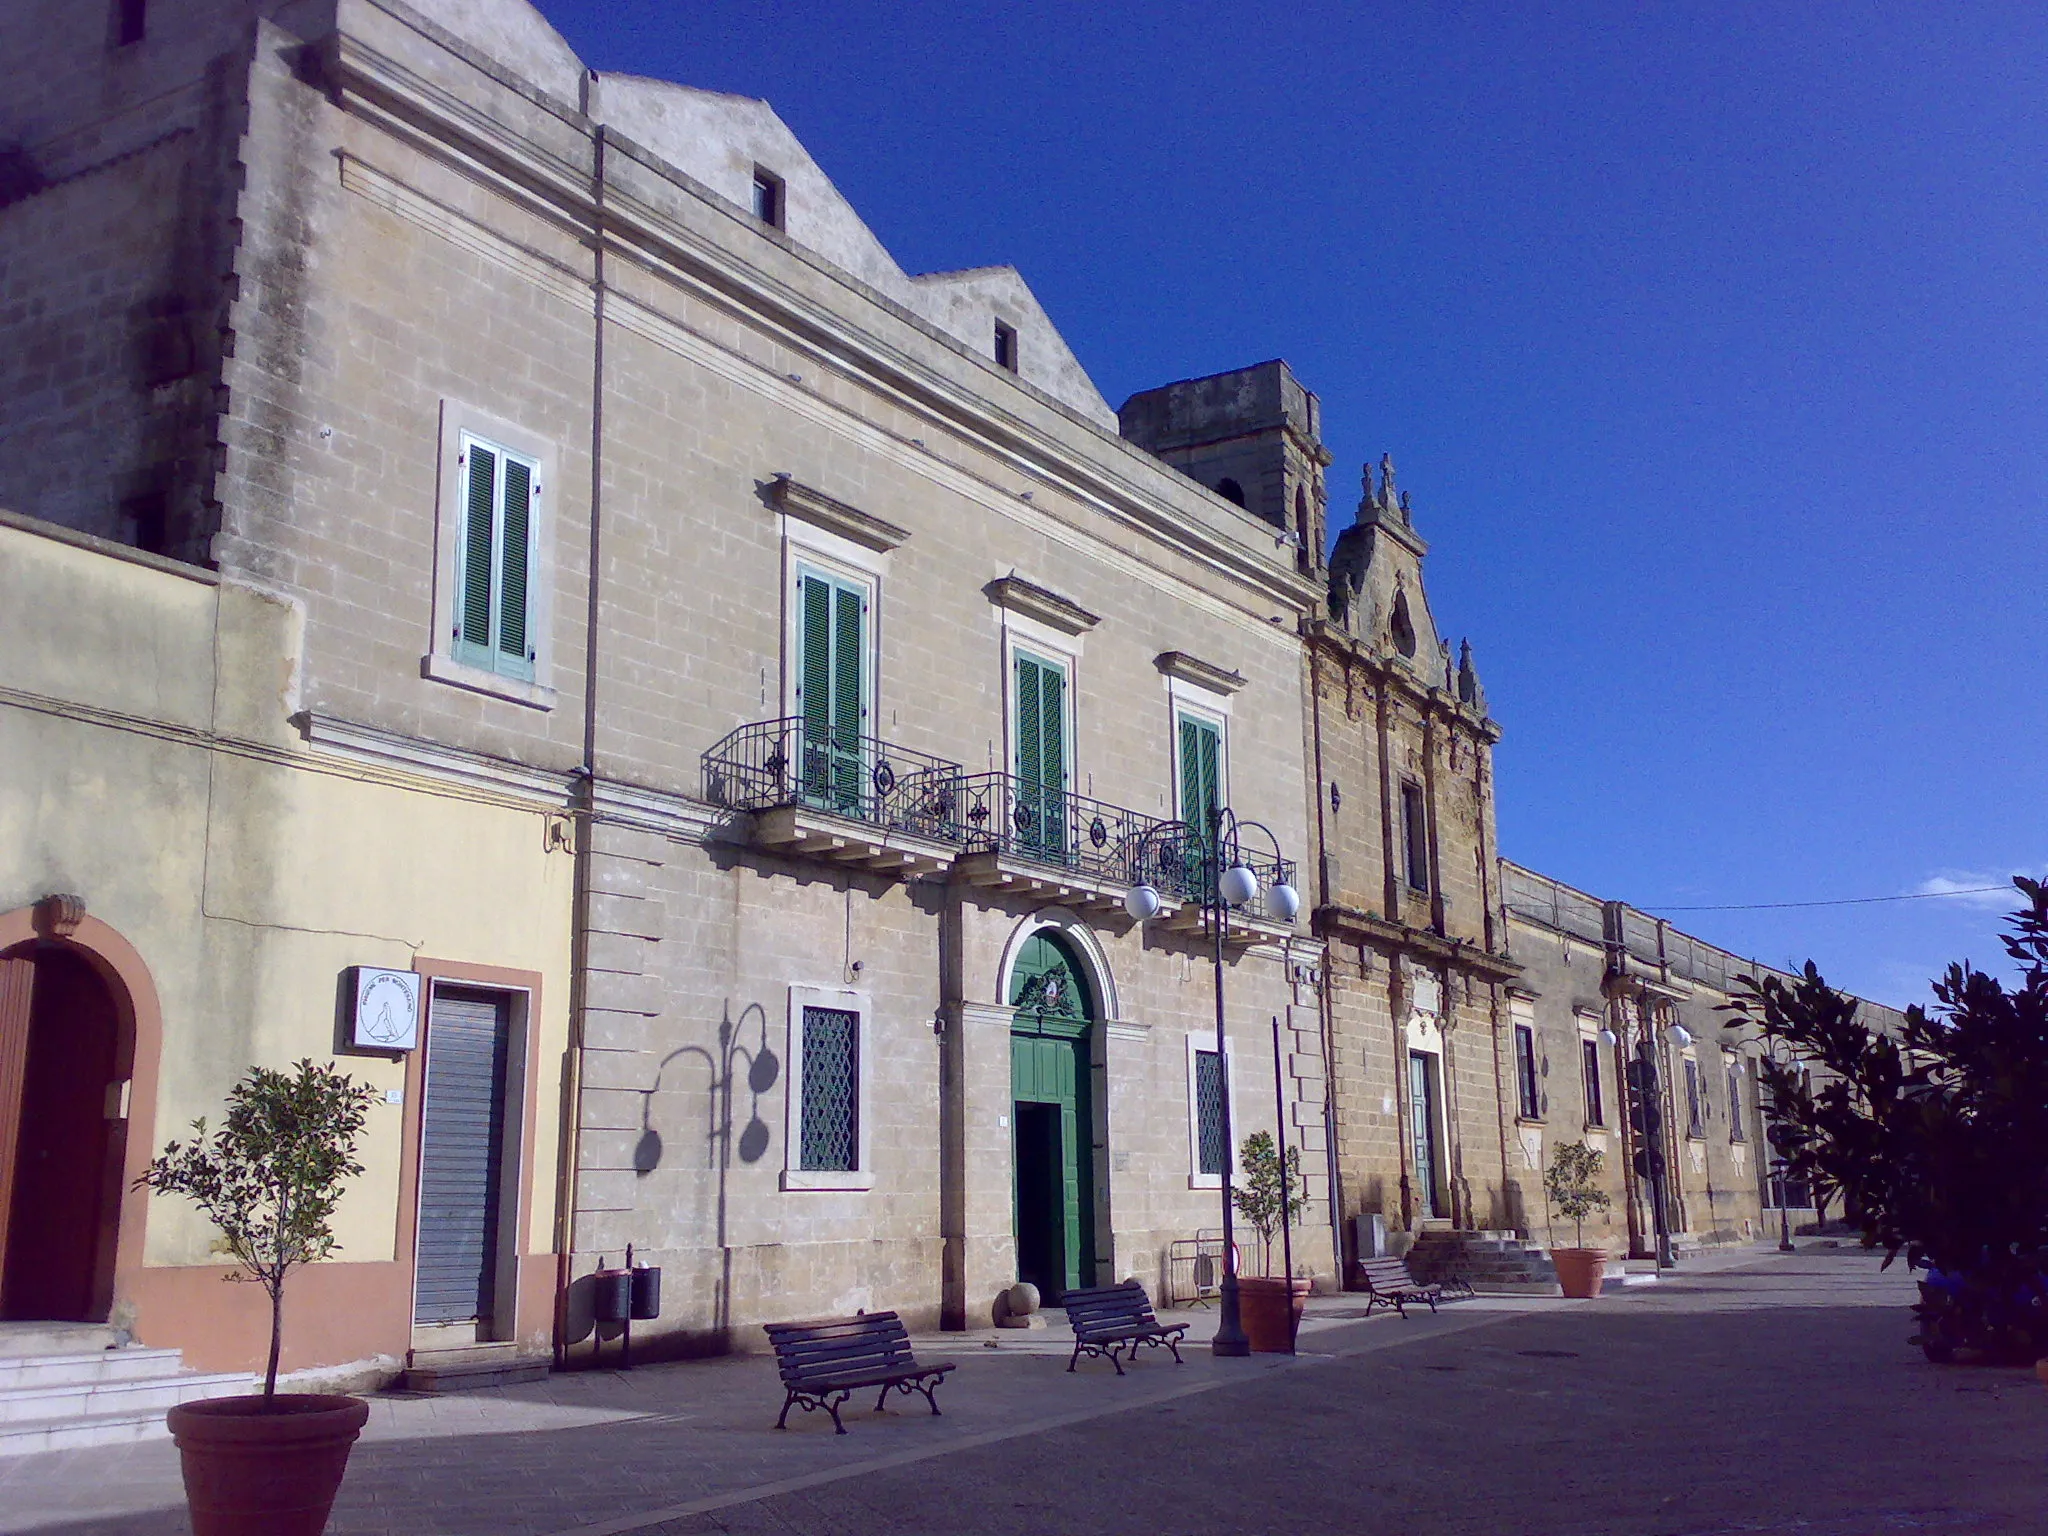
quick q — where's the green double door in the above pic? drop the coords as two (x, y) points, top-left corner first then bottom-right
(1009, 934), (1095, 1302)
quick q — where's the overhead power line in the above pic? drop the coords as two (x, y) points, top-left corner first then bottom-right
(1652, 885), (2013, 913)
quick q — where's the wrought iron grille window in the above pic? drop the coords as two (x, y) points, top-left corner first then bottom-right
(1194, 1049), (1226, 1175)
(1684, 1057), (1706, 1138)
(799, 1006), (859, 1172)
(1726, 1059), (1745, 1142)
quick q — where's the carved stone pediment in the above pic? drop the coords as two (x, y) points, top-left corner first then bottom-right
(768, 474), (909, 552)
(983, 576), (1099, 635)
(1153, 651), (1246, 696)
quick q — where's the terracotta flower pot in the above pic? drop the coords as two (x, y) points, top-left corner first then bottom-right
(1238, 1275), (1313, 1353)
(167, 1393), (370, 1536)
(1550, 1247), (1607, 1299)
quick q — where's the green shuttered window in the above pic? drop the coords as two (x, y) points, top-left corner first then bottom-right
(795, 568), (868, 813)
(1014, 651), (1067, 857)
(798, 1005), (860, 1172)
(1177, 713), (1222, 838)
(453, 435), (538, 682)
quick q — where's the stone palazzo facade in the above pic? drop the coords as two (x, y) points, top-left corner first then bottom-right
(0, 0), (1897, 1380)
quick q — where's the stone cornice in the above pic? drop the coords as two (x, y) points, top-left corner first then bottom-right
(324, 0), (1322, 622)
(1314, 903), (1522, 982)
(768, 474), (910, 552)
(984, 576), (1100, 635)
(1153, 650), (1246, 695)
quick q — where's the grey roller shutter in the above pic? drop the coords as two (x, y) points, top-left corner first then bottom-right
(414, 987), (511, 1325)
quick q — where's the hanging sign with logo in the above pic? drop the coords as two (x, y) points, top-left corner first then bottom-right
(351, 967), (420, 1052)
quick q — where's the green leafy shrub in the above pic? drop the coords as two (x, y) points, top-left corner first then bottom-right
(1543, 1140), (1612, 1249)
(1719, 877), (2048, 1287)
(137, 1060), (376, 1400)
(1232, 1130), (1307, 1276)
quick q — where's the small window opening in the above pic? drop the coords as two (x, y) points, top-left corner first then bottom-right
(114, 0), (146, 45)
(751, 167), (784, 229)
(1582, 1038), (1606, 1126)
(1400, 780), (1429, 892)
(1391, 590), (1418, 657)
(993, 320), (1018, 372)
(1215, 477), (1246, 508)
(1514, 1025), (1541, 1120)
(124, 491), (167, 555)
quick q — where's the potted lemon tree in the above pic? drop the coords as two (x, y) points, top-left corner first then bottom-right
(1543, 1140), (1613, 1298)
(1233, 1129), (1311, 1352)
(139, 1059), (377, 1536)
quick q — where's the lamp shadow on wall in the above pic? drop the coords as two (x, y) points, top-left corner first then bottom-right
(563, 999), (778, 1362)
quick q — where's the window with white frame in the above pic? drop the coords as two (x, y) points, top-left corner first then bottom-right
(428, 404), (554, 708)
(1582, 1037), (1606, 1127)
(1726, 1054), (1746, 1142)
(784, 986), (872, 1190)
(451, 433), (538, 681)
(1185, 1033), (1234, 1187)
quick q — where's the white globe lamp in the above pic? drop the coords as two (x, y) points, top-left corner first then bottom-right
(1218, 864), (1260, 909)
(1123, 883), (1163, 922)
(1268, 881), (1301, 923)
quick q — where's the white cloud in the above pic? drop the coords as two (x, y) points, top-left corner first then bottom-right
(1909, 867), (2041, 911)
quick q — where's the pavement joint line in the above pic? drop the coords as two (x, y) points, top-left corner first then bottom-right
(537, 1306), (1525, 1536)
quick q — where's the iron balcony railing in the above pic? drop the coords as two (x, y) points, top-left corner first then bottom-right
(955, 772), (1177, 891)
(702, 728), (1298, 916)
(953, 773), (1297, 914)
(702, 717), (967, 843)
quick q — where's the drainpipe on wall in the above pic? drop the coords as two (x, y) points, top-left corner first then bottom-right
(1306, 636), (1347, 1277)
(556, 103), (609, 1367)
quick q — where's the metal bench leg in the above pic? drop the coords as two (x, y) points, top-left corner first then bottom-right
(1067, 1341), (1084, 1373)
(875, 1383), (893, 1413)
(775, 1390), (798, 1430)
(826, 1390), (850, 1435)
(915, 1376), (943, 1416)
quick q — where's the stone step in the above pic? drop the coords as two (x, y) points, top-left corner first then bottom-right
(0, 1347), (186, 1391)
(401, 1351), (549, 1394)
(0, 1368), (252, 1426)
(0, 1322), (121, 1358)
(0, 1406), (177, 1457)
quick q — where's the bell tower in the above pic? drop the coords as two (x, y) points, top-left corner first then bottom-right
(1117, 360), (1333, 578)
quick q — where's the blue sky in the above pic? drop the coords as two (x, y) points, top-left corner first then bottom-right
(537, 1), (2047, 1009)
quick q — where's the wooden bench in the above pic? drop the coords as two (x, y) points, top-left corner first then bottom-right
(1063, 1280), (1189, 1374)
(763, 1311), (955, 1434)
(1355, 1256), (1447, 1318)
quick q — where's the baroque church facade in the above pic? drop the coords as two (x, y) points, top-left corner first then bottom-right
(0, 0), (1887, 1385)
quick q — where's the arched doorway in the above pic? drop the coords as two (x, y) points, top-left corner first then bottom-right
(1008, 930), (1097, 1302)
(0, 943), (130, 1321)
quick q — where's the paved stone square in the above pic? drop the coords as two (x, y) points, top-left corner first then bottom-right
(1, 1248), (2037, 1536)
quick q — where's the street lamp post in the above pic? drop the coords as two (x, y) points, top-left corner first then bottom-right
(1123, 806), (1299, 1358)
